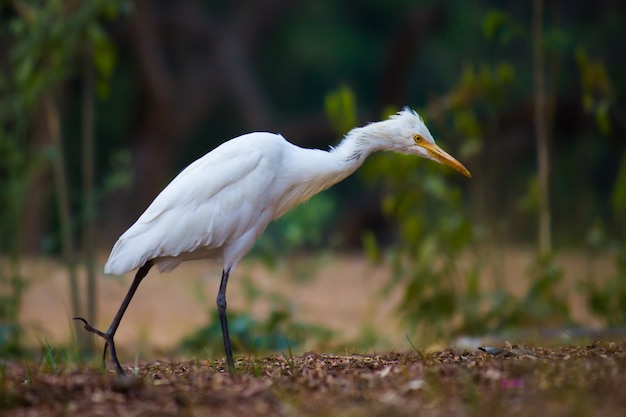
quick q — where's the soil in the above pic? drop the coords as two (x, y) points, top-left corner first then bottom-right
(5, 251), (622, 416)
(2, 343), (626, 416)
(17, 249), (613, 355)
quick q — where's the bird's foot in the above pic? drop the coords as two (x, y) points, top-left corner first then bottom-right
(73, 317), (127, 376)
(74, 316), (107, 338)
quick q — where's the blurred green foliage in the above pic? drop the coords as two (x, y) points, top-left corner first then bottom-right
(581, 153), (626, 325)
(325, 85), (358, 137)
(180, 308), (332, 355)
(482, 10), (525, 44)
(0, 106), (28, 355)
(180, 273), (333, 355)
(253, 85), (361, 265)
(359, 56), (503, 337)
(1, 0), (625, 356)
(0, 0), (127, 355)
(358, 6), (623, 339)
(7, 0), (121, 110)
(253, 193), (338, 269)
(576, 48), (613, 135)
(363, 145), (482, 337)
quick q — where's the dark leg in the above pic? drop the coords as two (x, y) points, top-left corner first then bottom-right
(75, 261), (153, 376)
(217, 269), (235, 372)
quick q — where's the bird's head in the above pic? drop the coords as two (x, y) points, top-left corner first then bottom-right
(357, 108), (471, 178)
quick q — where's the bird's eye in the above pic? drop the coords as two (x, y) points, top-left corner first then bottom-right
(413, 134), (423, 143)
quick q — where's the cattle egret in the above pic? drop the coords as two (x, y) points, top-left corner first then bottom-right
(75, 108), (471, 376)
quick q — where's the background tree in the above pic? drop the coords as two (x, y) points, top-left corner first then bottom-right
(1, 0), (124, 351)
(1, 0), (625, 351)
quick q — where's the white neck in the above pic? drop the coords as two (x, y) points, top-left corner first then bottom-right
(274, 128), (383, 218)
(328, 127), (385, 176)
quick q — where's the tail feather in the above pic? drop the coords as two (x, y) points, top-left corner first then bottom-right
(104, 238), (146, 275)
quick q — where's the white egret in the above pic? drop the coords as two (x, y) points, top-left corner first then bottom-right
(75, 108), (471, 375)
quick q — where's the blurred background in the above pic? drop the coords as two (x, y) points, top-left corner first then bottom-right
(0, 0), (625, 360)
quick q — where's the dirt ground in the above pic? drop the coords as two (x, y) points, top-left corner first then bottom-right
(17, 248), (614, 358)
(18, 254), (401, 355)
(2, 249), (623, 416)
(2, 343), (625, 416)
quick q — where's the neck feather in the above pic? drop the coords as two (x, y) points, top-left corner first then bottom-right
(331, 128), (381, 167)
(272, 128), (382, 218)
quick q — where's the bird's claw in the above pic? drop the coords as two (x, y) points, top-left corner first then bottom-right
(73, 317), (118, 373)
(73, 316), (108, 338)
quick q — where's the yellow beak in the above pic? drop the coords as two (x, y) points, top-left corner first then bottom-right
(422, 142), (472, 178)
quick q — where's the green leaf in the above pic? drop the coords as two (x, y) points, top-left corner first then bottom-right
(483, 10), (508, 40)
(611, 152), (626, 225)
(482, 10), (525, 45)
(90, 24), (117, 98)
(325, 85), (357, 136)
(362, 230), (381, 264)
(496, 62), (515, 84)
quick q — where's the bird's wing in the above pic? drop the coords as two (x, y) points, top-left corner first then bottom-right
(104, 142), (277, 275)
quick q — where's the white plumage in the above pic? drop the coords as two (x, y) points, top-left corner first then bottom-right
(78, 108), (471, 376)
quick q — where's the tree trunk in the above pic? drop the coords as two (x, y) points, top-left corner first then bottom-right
(533, 0), (552, 257)
(82, 45), (96, 353)
(44, 96), (84, 347)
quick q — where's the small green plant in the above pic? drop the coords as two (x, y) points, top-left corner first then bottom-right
(253, 193), (337, 267)
(363, 144), (480, 340)
(581, 152), (626, 325)
(283, 340), (296, 370)
(405, 335), (420, 355)
(251, 356), (263, 378)
(493, 255), (569, 330)
(361, 49), (583, 341)
(133, 352), (140, 376)
(180, 308), (332, 356)
(41, 345), (58, 373)
(181, 263), (333, 357)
